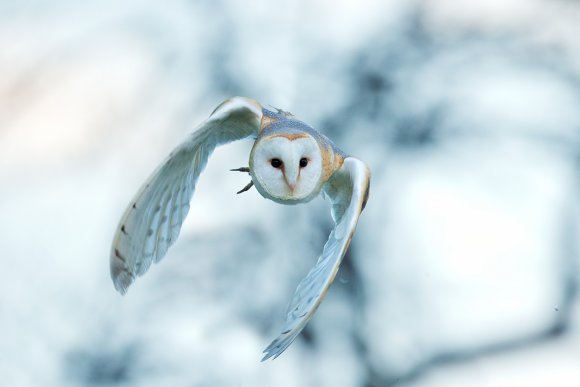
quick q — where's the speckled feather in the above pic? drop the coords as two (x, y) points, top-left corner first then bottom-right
(110, 97), (263, 294)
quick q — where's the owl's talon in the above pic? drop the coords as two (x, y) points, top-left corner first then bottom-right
(231, 167), (252, 194)
(236, 181), (254, 194)
(230, 167), (250, 173)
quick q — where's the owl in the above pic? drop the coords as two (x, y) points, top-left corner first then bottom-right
(110, 97), (370, 360)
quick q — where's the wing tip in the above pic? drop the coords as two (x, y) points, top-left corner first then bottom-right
(260, 332), (297, 362)
(112, 272), (133, 295)
(110, 261), (135, 295)
(261, 344), (282, 362)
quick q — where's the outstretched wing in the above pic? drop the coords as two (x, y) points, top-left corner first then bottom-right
(262, 157), (371, 360)
(110, 97), (263, 294)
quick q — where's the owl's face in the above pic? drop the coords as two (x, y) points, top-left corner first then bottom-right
(250, 134), (323, 203)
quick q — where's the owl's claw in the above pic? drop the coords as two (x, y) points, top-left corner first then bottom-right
(231, 167), (253, 194)
(236, 181), (254, 194)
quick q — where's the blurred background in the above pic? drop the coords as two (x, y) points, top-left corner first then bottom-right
(1, 0), (580, 386)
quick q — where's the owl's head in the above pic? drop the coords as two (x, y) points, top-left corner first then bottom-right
(250, 132), (323, 204)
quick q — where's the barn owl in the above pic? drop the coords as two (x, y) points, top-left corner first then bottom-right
(110, 97), (370, 360)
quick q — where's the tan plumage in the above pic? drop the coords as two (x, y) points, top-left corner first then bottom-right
(110, 97), (370, 360)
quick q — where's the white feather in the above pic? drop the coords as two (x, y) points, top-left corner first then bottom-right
(110, 97), (263, 294)
(110, 97), (371, 362)
(261, 157), (371, 360)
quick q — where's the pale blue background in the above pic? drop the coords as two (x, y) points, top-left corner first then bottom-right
(1, 1), (579, 386)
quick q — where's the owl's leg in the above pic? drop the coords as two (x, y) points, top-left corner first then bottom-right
(236, 181), (254, 194)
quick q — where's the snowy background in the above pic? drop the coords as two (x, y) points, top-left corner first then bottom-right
(1, 0), (580, 386)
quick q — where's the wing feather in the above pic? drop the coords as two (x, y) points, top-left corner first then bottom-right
(110, 97), (263, 294)
(262, 157), (371, 360)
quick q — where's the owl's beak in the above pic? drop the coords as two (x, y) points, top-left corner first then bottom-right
(283, 169), (298, 193)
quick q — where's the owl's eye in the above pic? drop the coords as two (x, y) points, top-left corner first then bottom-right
(270, 158), (283, 168)
(299, 158), (308, 168)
